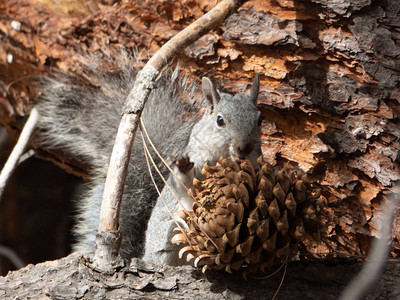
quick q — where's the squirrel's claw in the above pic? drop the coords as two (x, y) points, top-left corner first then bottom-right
(175, 157), (194, 173)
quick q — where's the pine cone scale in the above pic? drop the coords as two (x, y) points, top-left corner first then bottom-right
(172, 157), (325, 277)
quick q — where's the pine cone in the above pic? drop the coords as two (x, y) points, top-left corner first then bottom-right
(171, 157), (326, 277)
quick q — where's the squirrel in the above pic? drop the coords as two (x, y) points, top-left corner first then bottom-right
(35, 53), (262, 264)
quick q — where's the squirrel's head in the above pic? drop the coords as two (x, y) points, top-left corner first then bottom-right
(197, 74), (262, 167)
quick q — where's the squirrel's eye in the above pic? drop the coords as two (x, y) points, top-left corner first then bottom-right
(216, 115), (225, 127)
(257, 115), (263, 127)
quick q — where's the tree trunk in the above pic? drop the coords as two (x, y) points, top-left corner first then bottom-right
(1, 253), (400, 299)
(0, 0), (399, 297)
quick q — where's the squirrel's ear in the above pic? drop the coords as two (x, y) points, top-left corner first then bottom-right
(202, 77), (220, 111)
(248, 74), (260, 104)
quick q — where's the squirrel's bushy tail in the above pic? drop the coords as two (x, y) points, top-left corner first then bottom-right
(36, 52), (201, 259)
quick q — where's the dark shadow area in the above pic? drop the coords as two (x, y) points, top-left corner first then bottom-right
(204, 259), (365, 299)
(0, 127), (81, 276)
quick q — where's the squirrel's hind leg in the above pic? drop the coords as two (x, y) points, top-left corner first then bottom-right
(142, 176), (189, 266)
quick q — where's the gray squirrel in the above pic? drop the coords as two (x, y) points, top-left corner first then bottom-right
(36, 54), (262, 265)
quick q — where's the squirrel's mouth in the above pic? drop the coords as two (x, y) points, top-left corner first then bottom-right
(229, 143), (253, 161)
(229, 146), (245, 161)
(231, 153), (245, 160)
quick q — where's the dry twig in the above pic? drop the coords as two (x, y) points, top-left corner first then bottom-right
(339, 185), (400, 300)
(0, 245), (25, 270)
(94, 0), (249, 270)
(0, 108), (39, 200)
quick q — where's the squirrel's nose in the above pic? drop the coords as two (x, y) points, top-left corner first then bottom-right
(236, 143), (254, 159)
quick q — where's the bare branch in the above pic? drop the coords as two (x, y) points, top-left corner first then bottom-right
(94, 0), (249, 270)
(0, 108), (39, 200)
(339, 184), (400, 300)
(0, 244), (25, 270)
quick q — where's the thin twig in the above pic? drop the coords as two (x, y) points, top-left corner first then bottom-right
(0, 244), (25, 269)
(250, 258), (288, 280)
(140, 118), (190, 193)
(0, 108), (39, 200)
(339, 185), (400, 300)
(272, 261), (288, 300)
(140, 121), (219, 251)
(139, 129), (193, 249)
(18, 149), (35, 165)
(140, 118), (200, 205)
(139, 123), (189, 212)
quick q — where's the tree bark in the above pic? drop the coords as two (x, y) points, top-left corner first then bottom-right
(0, 0), (399, 297)
(1, 253), (400, 300)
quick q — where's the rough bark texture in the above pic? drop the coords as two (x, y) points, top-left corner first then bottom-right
(0, 253), (400, 299)
(0, 0), (399, 296)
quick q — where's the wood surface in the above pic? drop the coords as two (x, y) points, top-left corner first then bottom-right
(0, 0), (399, 297)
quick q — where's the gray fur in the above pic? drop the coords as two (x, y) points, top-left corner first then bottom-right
(142, 178), (186, 265)
(143, 75), (262, 265)
(37, 56), (199, 260)
(36, 54), (261, 264)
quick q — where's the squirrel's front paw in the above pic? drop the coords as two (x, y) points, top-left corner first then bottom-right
(175, 157), (194, 174)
